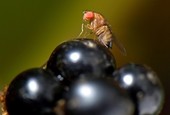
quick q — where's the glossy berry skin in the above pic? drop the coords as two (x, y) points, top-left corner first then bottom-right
(113, 63), (164, 115)
(65, 77), (135, 115)
(5, 68), (65, 115)
(47, 38), (116, 82)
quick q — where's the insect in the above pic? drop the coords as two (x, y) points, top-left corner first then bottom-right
(79, 11), (127, 55)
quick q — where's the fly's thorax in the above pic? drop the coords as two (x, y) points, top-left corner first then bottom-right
(94, 13), (106, 25)
(90, 13), (107, 31)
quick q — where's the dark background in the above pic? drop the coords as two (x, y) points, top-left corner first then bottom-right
(0, 0), (169, 114)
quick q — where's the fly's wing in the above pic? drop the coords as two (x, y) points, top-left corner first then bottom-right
(112, 34), (127, 56)
(107, 23), (127, 56)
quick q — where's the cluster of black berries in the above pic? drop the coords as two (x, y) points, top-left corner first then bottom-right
(3, 38), (164, 115)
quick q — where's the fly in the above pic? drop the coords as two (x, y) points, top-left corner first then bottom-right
(79, 11), (127, 55)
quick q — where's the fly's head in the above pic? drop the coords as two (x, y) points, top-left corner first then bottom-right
(83, 11), (95, 22)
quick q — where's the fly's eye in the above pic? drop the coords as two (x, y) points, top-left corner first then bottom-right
(83, 11), (94, 21)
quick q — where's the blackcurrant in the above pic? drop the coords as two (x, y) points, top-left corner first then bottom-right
(5, 68), (66, 115)
(47, 38), (116, 83)
(113, 63), (164, 115)
(65, 77), (135, 115)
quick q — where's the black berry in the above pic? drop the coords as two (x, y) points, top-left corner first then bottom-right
(5, 68), (65, 115)
(65, 77), (135, 115)
(47, 38), (116, 83)
(113, 63), (164, 115)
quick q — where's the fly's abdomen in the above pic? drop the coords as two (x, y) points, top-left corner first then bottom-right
(95, 26), (113, 48)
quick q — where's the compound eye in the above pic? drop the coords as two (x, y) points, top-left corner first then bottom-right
(83, 11), (94, 21)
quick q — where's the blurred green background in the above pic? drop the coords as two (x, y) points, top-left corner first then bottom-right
(0, 0), (169, 114)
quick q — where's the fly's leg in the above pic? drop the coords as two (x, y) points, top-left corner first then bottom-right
(78, 23), (85, 38)
(85, 24), (96, 40)
(99, 38), (108, 48)
(78, 23), (94, 39)
(78, 23), (91, 38)
(83, 24), (93, 37)
(86, 24), (93, 30)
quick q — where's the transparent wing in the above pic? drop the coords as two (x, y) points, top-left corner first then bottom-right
(112, 35), (127, 56)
